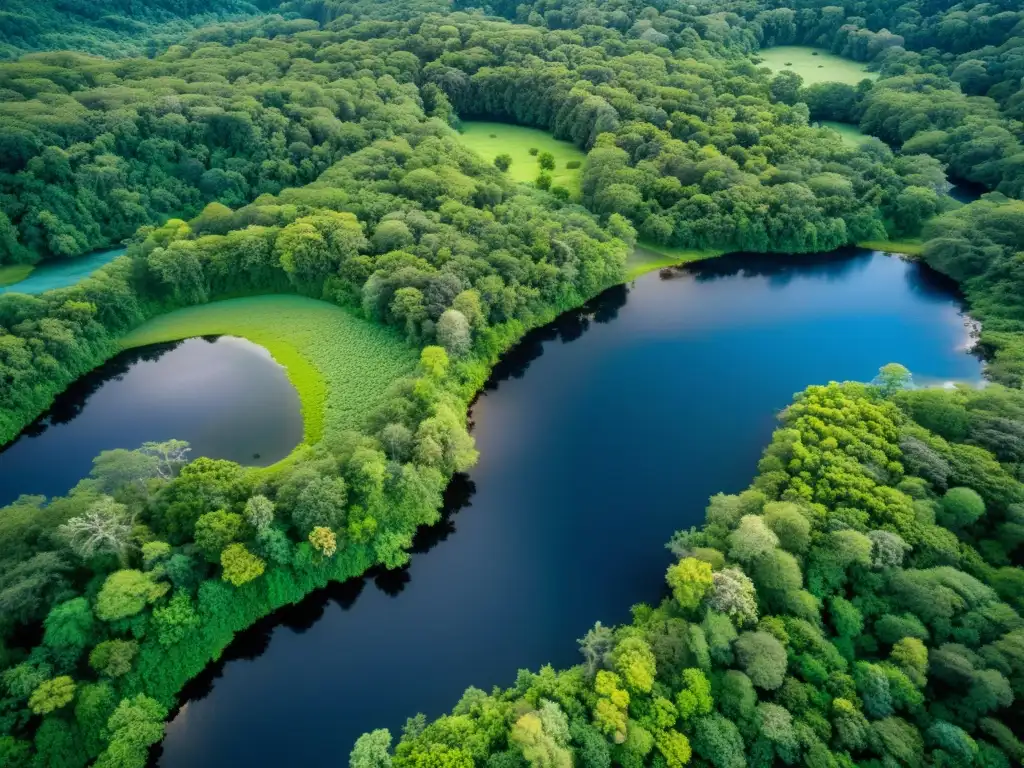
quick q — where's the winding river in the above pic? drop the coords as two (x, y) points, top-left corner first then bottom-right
(0, 336), (303, 506)
(146, 249), (981, 767)
(0, 247), (126, 295)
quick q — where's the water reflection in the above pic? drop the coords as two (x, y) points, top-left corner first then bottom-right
(902, 258), (967, 302)
(151, 474), (477, 764)
(0, 336), (303, 506)
(682, 247), (874, 285)
(483, 285), (628, 391)
(16, 342), (185, 439)
(157, 252), (984, 768)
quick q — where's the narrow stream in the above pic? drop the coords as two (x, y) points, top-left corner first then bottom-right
(0, 247), (126, 295)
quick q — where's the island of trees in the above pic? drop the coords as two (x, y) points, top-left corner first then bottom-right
(0, 0), (1021, 766)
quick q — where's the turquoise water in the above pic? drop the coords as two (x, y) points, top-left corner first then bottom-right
(0, 247), (126, 295)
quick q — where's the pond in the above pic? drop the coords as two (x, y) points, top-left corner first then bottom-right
(0, 247), (126, 295)
(0, 336), (303, 506)
(949, 179), (987, 205)
(155, 248), (982, 768)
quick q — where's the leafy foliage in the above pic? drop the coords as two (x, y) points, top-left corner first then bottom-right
(366, 375), (1024, 768)
(3, 0), (1024, 764)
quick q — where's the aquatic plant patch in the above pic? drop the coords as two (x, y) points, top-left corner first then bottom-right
(626, 243), (724, 281)
(120, 296), (419, 446)
(0, 264), (33, 287)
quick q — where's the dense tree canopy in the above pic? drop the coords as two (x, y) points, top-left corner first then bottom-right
(0, 107), (630, 768)
(366, 375), (1024, 768)
(0, 0), (989, 267)
(1, 0), (1023, 765)
(0, 0), (281, 60)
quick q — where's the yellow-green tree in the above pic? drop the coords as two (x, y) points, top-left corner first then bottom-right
(593, 670), (630, 743)
(613, 636), (657, 693)
(666, 557), (714, 610)
(656, 730), (693, 768)
(309, 526), (338, 558)
(28, 676), (76, 715)
(220, 544), (265, 587)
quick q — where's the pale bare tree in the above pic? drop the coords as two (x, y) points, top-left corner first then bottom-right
(578, 621), (615, 678)
(244, 495), (275, 532)
(59, 497), (136, 566)
(140, 440), (191, 479)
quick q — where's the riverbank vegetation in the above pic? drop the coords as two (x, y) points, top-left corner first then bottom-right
(917, 197), (1024, 387)
(1, 0), (1024, 764)
(121, 295), (418, 445)
(0, 123), (630, 768)
(859, 239), (924, 257)
(364, 371), (1024, 768)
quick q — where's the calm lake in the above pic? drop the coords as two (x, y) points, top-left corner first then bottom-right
(0, 336), (303, 506)
(155, 249), (982, 767)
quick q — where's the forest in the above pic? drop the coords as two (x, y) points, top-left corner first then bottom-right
(367, 372), (1024, 768)
(0, 0), (1021, 765)
(0, 0), (280, 60)
(0, 117), (630, 768)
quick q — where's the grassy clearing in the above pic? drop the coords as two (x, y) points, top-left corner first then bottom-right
(858, 239), (925, 256)
(626, 242), (724, 280)
(120, 295), (419, 445)
(756, 46), (876, 86)
(820, 121), (873, 147)
(458, 121), (587, 194)
(0, 264), (34, 287)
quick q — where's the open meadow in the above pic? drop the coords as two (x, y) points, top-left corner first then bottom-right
(458, 121), (587, 193)
(756, 45), (877, 85)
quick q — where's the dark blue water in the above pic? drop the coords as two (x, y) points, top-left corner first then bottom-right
(948, 180), (987, 205)
(0, 336), (303, 506)
(156, 249), (982, 768)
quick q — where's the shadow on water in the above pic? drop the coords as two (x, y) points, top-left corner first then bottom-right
(902, 259), (968, 302)
(148, 473), (478, 765)
(481, 284), (629, 392)
(155, 250), (985, 768)
(674, 248), (970, 306)
(678, 247), (874, 285)
(948, 179), (986, 206)
(10, 342), (184, 441)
